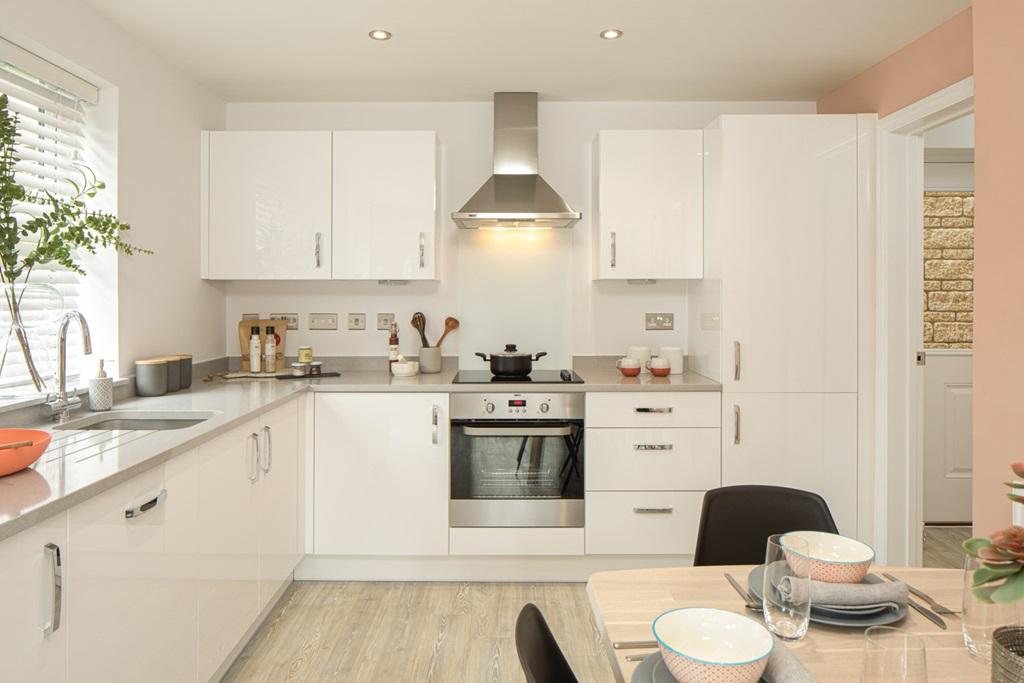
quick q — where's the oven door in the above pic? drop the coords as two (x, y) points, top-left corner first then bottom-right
(450, 419), (584, 528)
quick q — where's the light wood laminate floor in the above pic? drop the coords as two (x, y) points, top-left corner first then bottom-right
(923, 525), (971, 569)
(221, 582), (616, 683)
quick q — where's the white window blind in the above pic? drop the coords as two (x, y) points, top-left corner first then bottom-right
(0, 51), (95, 392)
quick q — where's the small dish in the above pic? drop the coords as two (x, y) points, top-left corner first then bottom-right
(392, 361), (420, 377)
(781, 530), (875, 583)
(652, 607), (773, 683)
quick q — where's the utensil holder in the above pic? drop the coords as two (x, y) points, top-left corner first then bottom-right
(419, 346), (442, 374)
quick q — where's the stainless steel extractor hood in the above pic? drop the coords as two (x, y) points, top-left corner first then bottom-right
(452, 92), (581, 230)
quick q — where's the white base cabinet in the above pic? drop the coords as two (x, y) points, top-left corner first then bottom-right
(0, 512), (67, 683)
(258, 398), (302, 611)
(315, 393), (449, 556)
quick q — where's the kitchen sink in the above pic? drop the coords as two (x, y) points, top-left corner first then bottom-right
(56, 410), (218, 431)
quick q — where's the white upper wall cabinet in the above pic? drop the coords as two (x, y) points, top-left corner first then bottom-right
(332, 131), (439, 280)
(203, 131), (333, 279)
(593, 130), (703, 280)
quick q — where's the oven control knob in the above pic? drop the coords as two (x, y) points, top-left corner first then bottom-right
(539, 403), (550, 414)
(485, 402), (495, 414)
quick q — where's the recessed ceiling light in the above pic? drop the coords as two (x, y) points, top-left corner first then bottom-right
(369, 29), (392, 41)
(600, 29), (623, 40)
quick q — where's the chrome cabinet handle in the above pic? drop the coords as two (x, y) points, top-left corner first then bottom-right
(634, 444), (673, 451)
(125, 489), (168, 519)
(249, 433), (261, 482)
(633, 506), (673, 514)
(634, 407), (673, 414)
(733, 404), (741, 445)
(262, 425), (273, 474)
(419, 232), (426, 268)
(733, 341), (741, 381)
(610, 231), (617, 268)
(42, 543), (62, 636)
(314, 232), (322, 268)
(432, 404), (439, 445)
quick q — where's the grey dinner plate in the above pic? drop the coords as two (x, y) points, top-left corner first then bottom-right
(630, 652), (767, 683)
(747, 565), (908, 628)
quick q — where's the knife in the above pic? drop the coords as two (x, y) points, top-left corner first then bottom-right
(906, 596), (947, 630)
(625, 653), (651, 662)
(882, 572), (958, 615)
(724, 573), (761, 610)
(612, 640), (658, 650)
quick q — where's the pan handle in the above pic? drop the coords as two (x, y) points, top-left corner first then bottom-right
(474, 352), (491, 362)
(531, 352), (548, 361)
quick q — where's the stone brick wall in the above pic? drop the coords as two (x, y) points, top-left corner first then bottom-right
(923, 191), (974, 348)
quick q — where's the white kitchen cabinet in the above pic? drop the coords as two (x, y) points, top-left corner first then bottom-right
(197, 419), (261, 683)
(721, 392), (858, 536)
(586, 491), (705, 555)
(593, 130), (703, 279)
(0, 512), (67, 683)
(332, 131), (439, 280)
(67, 454), (199, 683)
(708, 115), (859, 393)
(586, 428), (721, 491)
(315, 393), (449, 555)
(203, 131), (332, 279)
(257, 398), (301, 611)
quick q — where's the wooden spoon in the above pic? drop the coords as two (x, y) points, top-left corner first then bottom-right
(0, 440), (34, 451)
(435, 317), (460, 348)
(411, 312), (430, 348)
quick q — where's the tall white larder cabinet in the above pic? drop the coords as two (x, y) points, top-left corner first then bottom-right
(703, 115), (867, 536)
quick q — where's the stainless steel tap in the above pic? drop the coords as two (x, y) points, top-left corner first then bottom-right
(46, 310), (92, 423)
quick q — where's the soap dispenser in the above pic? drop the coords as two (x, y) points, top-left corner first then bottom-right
(89, 358), (114, 411)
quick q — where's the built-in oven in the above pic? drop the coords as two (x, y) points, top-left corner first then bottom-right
(450, 392), (584, 528)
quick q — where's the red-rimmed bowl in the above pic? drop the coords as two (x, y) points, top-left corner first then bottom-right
(0, 429), (51, 477)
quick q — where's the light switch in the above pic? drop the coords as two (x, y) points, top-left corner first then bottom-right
(701, 313), (721, 331)
(309, 313), (338, 330)
(377, 313), (395, 330)
(241, 312), (260, 321)
(645, 313), (674, 331)
(348, 313), (366, 330)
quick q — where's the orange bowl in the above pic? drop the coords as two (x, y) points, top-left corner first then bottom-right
(0, 429), (51, 477)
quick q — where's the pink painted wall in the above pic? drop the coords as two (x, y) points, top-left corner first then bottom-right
(816, 9), (973, 116)
(971, 0), (1024, 535)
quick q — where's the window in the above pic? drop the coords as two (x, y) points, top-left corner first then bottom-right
(0, 39), (100, 394)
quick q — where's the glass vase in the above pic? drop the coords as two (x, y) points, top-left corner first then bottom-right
(0, 282), (64, 398)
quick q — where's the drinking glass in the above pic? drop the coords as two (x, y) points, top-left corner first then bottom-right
(861, 626), (928, 682)
(963, 554), (1022, 661)
(762, 533), (812, 640)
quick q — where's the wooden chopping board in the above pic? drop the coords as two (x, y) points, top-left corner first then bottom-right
(238, 319), (287, 373)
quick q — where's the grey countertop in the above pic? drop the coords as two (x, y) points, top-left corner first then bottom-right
(0, 366), (720, 541)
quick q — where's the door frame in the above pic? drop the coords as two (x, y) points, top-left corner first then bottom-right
(874, 77), (974, 565)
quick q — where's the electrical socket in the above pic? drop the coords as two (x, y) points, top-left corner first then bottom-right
(645, 313), (674, 331)
(377, 313), (395, 331)
(348, 313), (366, 330)
(270, 313), (299, 331)
(309, 313), (338, 331)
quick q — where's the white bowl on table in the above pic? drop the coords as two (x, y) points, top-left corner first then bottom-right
(652, 607), (773, 683)
(781, 530), (875, 583)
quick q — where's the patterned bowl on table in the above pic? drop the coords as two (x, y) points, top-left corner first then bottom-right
(781, 531), (875, 584)
(652, 607), (773, 683)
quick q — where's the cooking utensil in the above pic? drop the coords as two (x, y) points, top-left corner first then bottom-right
(411, 312), (429, 348)
(435, 316), (459, 348)
(0, 440), (35, 451)
(0, 429), (51, 477)
(475, 344), (547, 377)
(882, 572), (958, 615)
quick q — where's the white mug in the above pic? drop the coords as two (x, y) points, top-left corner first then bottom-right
(659, 346), (684, 375)
(627, 346), (651, 373)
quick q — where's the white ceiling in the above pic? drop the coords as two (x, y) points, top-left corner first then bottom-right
(82, 0), (971, 102)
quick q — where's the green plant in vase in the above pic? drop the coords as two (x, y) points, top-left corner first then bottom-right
(964, 463), (1024, 603)
(0, 93), (149, 391)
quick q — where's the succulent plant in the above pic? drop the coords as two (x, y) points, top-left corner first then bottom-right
(963, 464), (1024, 603)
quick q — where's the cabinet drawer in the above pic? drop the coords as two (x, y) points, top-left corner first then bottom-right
(585, 491), (704, 555)
(586, 392), (720, 428)
(586, 428), (720, 491)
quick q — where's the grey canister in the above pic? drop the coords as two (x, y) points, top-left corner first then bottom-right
(419, 346), (442, 374)
(135, 359), (168, 397)
(177, 354), (193, 388)
(160, 356), (182, 392)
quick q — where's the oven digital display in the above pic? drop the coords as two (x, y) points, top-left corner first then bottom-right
(508, 399), (527, 407)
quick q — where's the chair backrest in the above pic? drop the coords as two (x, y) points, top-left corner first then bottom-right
(693, 485), (839, 566)
(515, 603), (579, 683)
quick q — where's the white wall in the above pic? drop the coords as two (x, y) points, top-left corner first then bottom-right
(225, 100), (813, 361)
(1, 0), (227, 378)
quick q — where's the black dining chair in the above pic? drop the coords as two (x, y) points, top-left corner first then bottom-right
(515, 603), (579, 683)
(692, 485), (839, 566)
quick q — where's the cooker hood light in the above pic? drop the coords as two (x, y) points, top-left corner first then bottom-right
(452, 92), (581, 230)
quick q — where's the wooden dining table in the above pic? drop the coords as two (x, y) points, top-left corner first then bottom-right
(587, 565), (990, 682)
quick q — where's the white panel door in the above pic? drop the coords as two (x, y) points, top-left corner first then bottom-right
(68, 454), (198, 683)
(197, 421), (260, 682)
(0, 512), (67, 683)
(207, 131), (332, 279)
(258, 398), (301, 610)
(721, 392), (858, 537)
(315, 394), (449, 555)
(332, 131), (438, 279)
(923, 353), (973, 523)
(595, 130), (703, 279)
(718, 116), (858, 393)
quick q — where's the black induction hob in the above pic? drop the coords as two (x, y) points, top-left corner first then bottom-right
(452, 370), (584, 384)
